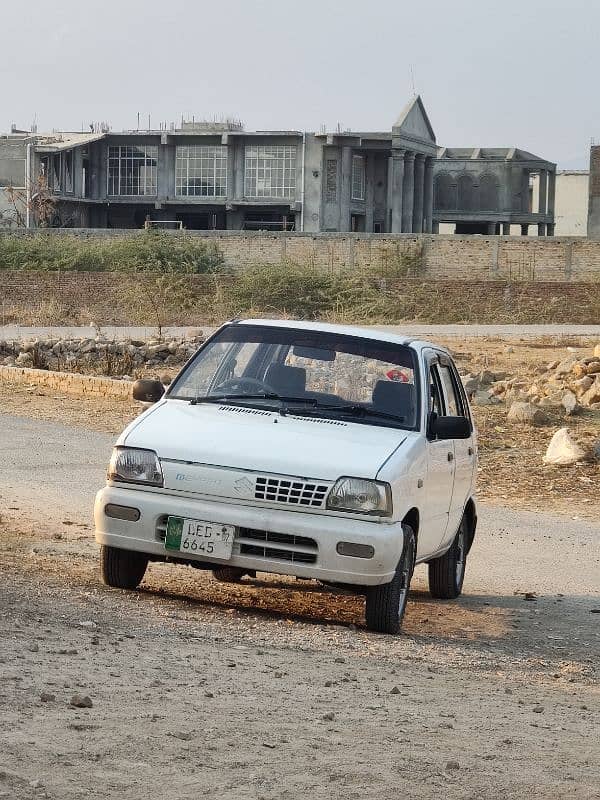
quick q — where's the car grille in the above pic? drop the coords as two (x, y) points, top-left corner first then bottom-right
(237, 528), (318, 564)
(255, 476), (329, 508)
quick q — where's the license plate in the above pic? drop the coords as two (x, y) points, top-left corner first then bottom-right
(165, 516), (235, 560)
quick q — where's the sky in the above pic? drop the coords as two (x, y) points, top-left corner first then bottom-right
(1, 0), (596, 168)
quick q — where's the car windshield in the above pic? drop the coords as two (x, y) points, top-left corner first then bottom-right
(168, 324), (420, 430)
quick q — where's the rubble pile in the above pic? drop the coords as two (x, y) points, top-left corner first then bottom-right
(0, 333), (204, 375)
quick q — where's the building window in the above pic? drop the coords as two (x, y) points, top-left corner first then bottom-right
(351, 155), (365, 201)
(244, 145), (296, 199)
(175, 145), (227, 197)
(325, 158), (338, 202)
(107, 145), (158, 196)
(52, 154), (62, 192)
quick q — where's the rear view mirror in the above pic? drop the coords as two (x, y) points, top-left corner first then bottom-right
(431, 415), (471, 440)
(132, 379), (165, 404)
(292, 345), (336, 361)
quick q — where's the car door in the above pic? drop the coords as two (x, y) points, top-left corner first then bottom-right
(436, 357), (476, 547)
(419, 354), (456, 558)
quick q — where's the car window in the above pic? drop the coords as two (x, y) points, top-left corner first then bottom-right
(438, 365), (460, 416)
(285, 350), (415, 405)
(429, 366), (445, 415)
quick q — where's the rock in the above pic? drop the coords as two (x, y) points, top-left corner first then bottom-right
(580, 378), (600, 407)
(445, 760), (460, 771)
(472, 390), (500, 407)
(40, 691), (55, 702)
(322, 712), (335, 721)
(507, 402), (549, 426)
(573, 376), (594, 396)
(70, 694), (93, 708)
(554, 357), (578, 376)
(594, 345), (600, 359)
(171, 731), (192, 741)
(585, 361), (600, 375)
(561, 391), (579, 416)
(532, 705), (544, 713)
(390, 686), (401, 694)
(27, 642), (39, 652)
(543, 428), (585, 466)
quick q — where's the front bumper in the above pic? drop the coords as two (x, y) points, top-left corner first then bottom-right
(94, 485), (405, 586)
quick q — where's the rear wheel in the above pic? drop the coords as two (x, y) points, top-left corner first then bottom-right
(428, 516), (468, 599)
(100, 545), (148, 590)
(212, 567), (248, 583)
(365, 525), (416, 635)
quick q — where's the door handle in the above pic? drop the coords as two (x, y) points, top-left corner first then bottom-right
(447, 452), (454, 462)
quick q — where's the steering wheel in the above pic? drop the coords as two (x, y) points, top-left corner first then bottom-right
(214, 376), (276, 395)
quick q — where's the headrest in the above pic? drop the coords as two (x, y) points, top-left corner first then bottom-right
(264, 364), (307, 396)
(372, 380), (414, 420)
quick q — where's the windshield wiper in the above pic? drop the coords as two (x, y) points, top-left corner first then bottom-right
(287, 403), (406, 424)
(189, 393), (319, 407)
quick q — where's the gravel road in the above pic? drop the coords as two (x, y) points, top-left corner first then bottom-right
(1, 414), (599, 799)
(2, 323), (600, 341)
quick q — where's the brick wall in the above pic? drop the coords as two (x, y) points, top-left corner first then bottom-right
(0, 365), (132, 398)
(2, 229), (600, 280)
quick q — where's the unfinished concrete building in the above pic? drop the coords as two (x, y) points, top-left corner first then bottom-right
(1, 100), (556, 236)
(433, 148), (556, 235)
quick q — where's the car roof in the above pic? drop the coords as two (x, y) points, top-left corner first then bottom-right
(235, 318), (450, 356)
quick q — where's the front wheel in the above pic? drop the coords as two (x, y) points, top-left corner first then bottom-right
(100, 545), (148, 590)
(428, 516), (468, 599)
(365, 525), (416, 635)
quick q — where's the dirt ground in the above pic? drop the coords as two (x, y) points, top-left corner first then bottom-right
(1, 503), (599, 800)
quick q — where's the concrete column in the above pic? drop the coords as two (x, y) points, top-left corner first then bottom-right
(521, 223), (529, 236)
(502, 222), (511, 235)
(401, 151), (415, 233)
(423, 157), (434, 233)
(390, 149), (405, 233)
(432, 221), (440, 234)
(412, 154), (425, 233)
(538, 222), (547, 236)
(547, 170), (556, 217)
(547, 222), (555, 236)
(538, 169), (548, 215)
(339, 146), (353, 232)
(487, 222), (497, 235)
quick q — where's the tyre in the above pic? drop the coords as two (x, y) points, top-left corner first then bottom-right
(212, 567), (248, 583)
(100, 545), (149, 590)
(365, 524), (416, 635)
(428, 515), (468, 599)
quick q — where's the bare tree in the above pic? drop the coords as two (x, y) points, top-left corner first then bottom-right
(1, 173), (58, 228)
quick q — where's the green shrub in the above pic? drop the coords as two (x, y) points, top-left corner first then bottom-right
(0, 230), (225, 273)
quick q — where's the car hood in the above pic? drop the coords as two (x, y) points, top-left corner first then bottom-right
(121, 399), (408, 481)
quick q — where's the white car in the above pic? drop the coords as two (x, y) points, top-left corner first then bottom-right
(95, 319), (477, 634)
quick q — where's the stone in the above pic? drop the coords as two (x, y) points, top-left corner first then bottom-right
(561, 391), (579, 416)
(554, 357), (578, 376)
(390, 686), (401, 694)
(40, 691), (55, 702)
(472, 390), (500, 407)
(580, 378), (600, 407)
(445, 761), (460, 771)
(594, 345), (600, 359)
(532, 705), (544, 713)
(586, 361), (600, 375)
(322, 712), (335, 721)
(507, 402), (549, 426)
(543, 428), (585, 466)
(573, 376), (594, 396)
(70, 694), (93, 708)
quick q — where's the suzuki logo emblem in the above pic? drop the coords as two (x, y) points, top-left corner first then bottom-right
(233, 477), (254, 496)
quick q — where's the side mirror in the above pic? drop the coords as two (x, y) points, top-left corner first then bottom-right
(430, 415), (471, 440)
(132, 379), (165, 404)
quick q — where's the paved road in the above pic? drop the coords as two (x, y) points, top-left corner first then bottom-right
(2, 323), (600, 341)
(1, 413), (599, 600)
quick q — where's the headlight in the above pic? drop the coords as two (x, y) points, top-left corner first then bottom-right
(327, 477), (392, 516)
(108, 447), (163, 487)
